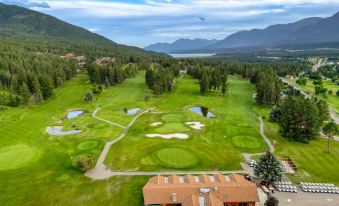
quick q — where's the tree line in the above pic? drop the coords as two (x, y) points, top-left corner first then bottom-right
(187, 65), (228, 95)
(145, 63), (180, 95)
(0, 41), (77, 106)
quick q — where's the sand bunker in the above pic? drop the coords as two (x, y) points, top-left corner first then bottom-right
(46, 126), (81, 136)
(145, 133), (188, 139)
(150, 122), (162, 127)
(186, 122), (205, 129)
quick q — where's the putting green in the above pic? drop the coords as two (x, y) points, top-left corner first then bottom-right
(0, 144), (41, 171)
(232, 136), (262, 149)
(77, 141), (98, 150)
(161, 113), (185, 122)
(155, 123), (190, 133)
(152, 148), (198, 169)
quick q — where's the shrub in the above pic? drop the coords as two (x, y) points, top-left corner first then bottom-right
(72, 154), (96, 172)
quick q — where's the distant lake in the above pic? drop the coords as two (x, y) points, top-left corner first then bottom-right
(170, 53), (215, 58)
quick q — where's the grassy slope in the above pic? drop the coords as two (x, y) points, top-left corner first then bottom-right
(1, 70), (338, 206)
(104, 74), (267, 171)
(0, 73), (148, 206)
(259, 108), (339, 184)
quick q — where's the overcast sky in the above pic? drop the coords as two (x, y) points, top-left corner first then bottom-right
(2, 0), (339, 47)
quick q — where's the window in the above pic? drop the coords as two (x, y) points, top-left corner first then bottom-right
(195, 176), (200, 183)
(164, 177), (169, 183)
(225, 176), (230, 182)
(209, 176), (215, 182)
(179, 176), (184, 183)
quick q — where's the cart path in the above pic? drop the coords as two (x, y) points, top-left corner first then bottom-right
(92, 108), (126, 129)
(85, 107), (155, 179)
(86, 112), (272, 179)
(259, 117), (275, 152)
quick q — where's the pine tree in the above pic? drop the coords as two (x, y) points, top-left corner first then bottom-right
(254, 151), (283, 185)
(20, 83), (31, 104)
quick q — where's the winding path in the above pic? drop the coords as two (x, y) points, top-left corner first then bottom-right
(85, 108), (273, 179)
(85, 108), (155, 179)
(92, 108), (126, 129)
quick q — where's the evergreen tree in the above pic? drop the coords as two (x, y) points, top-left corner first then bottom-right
(20, 83), (31, 104)
(254, 151), (283, 185)
(200, 71), (209, 95)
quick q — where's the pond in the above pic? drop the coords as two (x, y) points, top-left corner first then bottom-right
(126, 108), (140, 115)
(67, 110), (85, 119)
(190, 106), (216, 118)
(46, 126), (81, 136)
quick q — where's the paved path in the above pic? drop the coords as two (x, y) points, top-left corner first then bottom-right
(92, 108), (126, 129)
(86, 108), (155, 179)
(259, 117), (275, 152)
(86, 109), (273, 179)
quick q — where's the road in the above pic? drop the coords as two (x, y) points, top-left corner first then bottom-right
(281, 79), (339, 124)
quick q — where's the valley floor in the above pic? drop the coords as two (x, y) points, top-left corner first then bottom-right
(0, 72), (338, 206)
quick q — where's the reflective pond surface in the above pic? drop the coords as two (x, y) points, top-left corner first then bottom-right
(67, 110), (85, 119)
(126, 108), (140, 115)
(190, 106), (215, 118)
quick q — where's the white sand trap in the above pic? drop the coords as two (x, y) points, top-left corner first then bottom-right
(46, 126), (81, 136)
(150, 122), (162, 127)
(186, 122), (205, 130)
(145, 133), (188, 139)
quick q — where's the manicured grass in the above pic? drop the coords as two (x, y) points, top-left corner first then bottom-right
(232, 136), (262, 149)
(0, 144), (41, 171)
(155, 123), (191, 133)
(161, 113), (186, 122)
(77, 141), (98, 151)
(1, 70), (338, 206)
(104, 74), (267, 172)
(152, 148), (199, 169)
(259, 108), (339, 185)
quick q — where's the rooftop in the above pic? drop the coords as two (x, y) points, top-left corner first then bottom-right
(143, 173), (259, 206)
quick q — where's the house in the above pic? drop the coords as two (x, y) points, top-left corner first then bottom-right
(95, 57), (116, 65)
(143, 173), (259, 206)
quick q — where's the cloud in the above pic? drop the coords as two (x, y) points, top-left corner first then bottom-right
(14, 0), (339, 47)
(198, 16), (206, 21)
(1, 0), (50, 8)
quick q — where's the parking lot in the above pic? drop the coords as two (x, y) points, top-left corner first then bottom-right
(275, 191), (339, 206)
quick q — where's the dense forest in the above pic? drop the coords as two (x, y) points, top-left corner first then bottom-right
(145, 61), (180, 95)
(0, 39), (77, 106)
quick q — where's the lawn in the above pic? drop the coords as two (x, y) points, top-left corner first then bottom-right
(259, 108), (339, 185)
(2, 70), (338, 206)
(0, 73), (144, 205)
(104, 74), (267, 171)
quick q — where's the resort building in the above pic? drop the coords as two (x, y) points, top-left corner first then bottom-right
(143, 173), (259, 206)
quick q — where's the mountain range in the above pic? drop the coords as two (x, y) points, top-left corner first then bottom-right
(145, 38), (219, 54)
(0, 2), (153, 57)
(145, 11), (339, 54)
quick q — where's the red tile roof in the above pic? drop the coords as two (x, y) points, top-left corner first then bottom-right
(143, 173), (259, 206)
